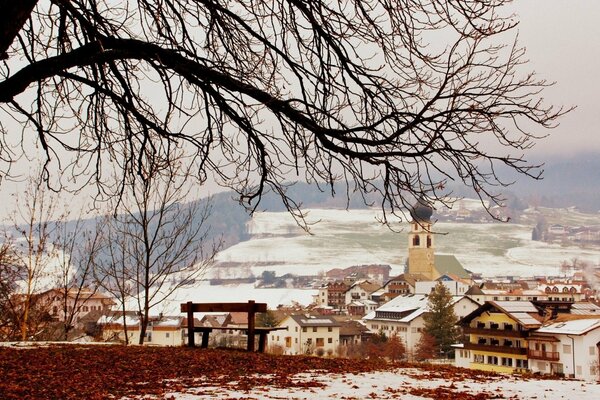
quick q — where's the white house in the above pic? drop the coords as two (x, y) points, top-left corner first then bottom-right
(363, 294), (479, 356)
(270, 315), (341, 356)
(97, 314), (201, 346)
(529, 317), (600, 381)
(343, 280), (380, 307)
(415, 275), (471, 296)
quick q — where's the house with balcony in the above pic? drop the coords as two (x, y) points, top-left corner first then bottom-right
(529, 317), (600, 381)
(457, 301), (543, 373)
(344, 280), (380, 307)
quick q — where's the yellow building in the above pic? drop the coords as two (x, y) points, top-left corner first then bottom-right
(459, 301), (543, 373)
(406, 198), (471, 281)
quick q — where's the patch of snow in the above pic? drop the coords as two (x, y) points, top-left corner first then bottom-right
(153, 368), (599, 399)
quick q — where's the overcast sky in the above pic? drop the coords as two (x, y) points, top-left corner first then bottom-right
(1, 1), (599, 219)
(511, 0), (600, 157)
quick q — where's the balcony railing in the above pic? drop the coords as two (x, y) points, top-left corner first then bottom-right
(463, 326), (528, 338)
(528, 349), (560, 361)
(463, 342), (528, 355)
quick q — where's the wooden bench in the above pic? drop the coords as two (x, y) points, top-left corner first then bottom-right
(181, 300), (286, 352)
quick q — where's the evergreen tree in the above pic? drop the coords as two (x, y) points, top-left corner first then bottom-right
(256, 310), (279, 328)
(423, 282), (459, 358)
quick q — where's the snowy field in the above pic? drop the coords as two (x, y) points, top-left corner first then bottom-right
(154, 368), (600, 400)
(155, 281), (317, 315)
(212, 209), (600, 279)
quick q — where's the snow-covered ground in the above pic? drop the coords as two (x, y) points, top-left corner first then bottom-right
(212, 209), (600, 279)
(155, 368), (599, 399)
(143, 281), (318, 315)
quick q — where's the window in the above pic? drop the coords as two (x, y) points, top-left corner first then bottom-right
(295, 327), (298, 332)
(316, 338), (324, 347)
(295, 338), (298, 343)
(501, 357), (513, 367)
(426, 236), (432, 248)
(516, 359), (528, 369)
(563, 344), (572, 354)
(302, 327), (307, 333)
(474, 354), (484, 363)
(328, 327), (333, 332)
(589, 346), (596, 356)
(313, 327), (317, 332)
(413, 235), (420, 246)
(328, 338), (333, 344)
(487, 356), (498, 365)
(285, 337), (292, 348)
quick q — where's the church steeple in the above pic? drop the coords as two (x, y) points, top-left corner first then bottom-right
(407, 197), (437, 279)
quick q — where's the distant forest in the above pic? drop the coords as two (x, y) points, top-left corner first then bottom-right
(5, 153), (597, 256)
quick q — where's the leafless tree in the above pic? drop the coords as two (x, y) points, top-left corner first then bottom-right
(0, 1), (568, 225)
(93, 214), (135, 344)
(0, 241), (22, 340)
(53, 217), (105, 340)
(97, 157), (217, 345)
(8, 173), (62, 341)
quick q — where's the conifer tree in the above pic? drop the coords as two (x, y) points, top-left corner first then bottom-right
(423, 282), (459, 358)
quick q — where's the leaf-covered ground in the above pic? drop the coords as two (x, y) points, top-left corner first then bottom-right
(0, 344), (391, 399)
(0, 344), (595, 400)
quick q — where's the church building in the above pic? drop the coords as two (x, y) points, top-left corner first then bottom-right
(406, 197), (471, 281)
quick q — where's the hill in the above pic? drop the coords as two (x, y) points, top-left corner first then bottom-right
(0, 344), (595, 399)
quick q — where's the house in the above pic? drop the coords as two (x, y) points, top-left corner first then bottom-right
(97, 313), (201, 346)
(149, 317), (189, 346)
(343, 280), (380, 307)
(323, 281), (350, 309)
(338, 320), (369, 347)
(38, 287), (116, 328)
(528, 316), (600, 380)
(415, 274), (471, 296)
(346, 299), (378, 316)
(363, 294), (479, 357)
(380, 273), (425, 300)
(97, 313), (143, 344)
(465, 285), (548, 305)
(458, 301), (543, 373)
(270, 315), (341, 356)
(538, 283), (584, 302)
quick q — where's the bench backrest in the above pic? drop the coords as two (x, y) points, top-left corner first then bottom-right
(181, 300), (267, 351)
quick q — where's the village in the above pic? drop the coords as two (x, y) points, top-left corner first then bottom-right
(16, 199), (600, 384)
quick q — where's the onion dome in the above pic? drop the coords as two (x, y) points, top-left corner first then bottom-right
(410, 197), (433, 222)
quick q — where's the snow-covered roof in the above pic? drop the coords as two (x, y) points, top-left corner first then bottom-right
(570, 302), (600, 315)
(97, 315), (140, 327)
(153, 317), (184, 327)
(287, 315), (340, 327)
(493, 301), (538, 313)
(363, 294), (469, 323)
(537, 318), (600, 336)
(375, 294), (428, 313)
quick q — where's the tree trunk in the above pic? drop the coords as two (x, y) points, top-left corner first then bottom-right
(0, 0), (38, 59)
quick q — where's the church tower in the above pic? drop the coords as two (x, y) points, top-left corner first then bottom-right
(407, 197), (437, 280)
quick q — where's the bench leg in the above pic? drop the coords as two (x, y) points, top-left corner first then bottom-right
(201, 331), (210, 348)
(258, 332), (267, 353)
